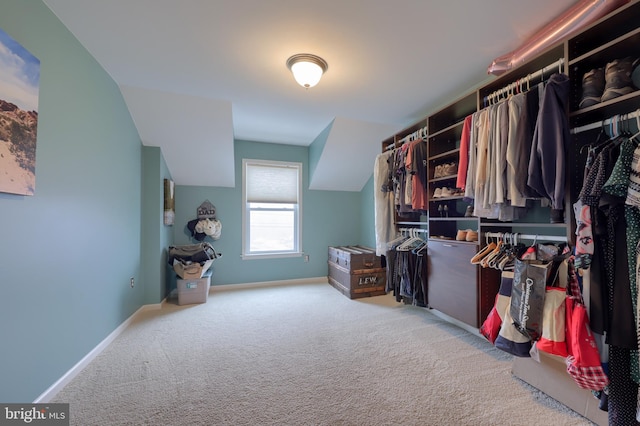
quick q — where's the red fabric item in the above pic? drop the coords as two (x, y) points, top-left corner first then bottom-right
(456, 115), (473, 190)
(480, 294), (502, 343)
(564, 259), (608, 390)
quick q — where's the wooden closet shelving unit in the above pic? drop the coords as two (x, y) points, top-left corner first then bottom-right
(381, 1), (640, 424)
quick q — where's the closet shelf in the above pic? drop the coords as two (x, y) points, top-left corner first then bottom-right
(569, 90), (640, 125)
(430, 148), (460, 161)
(429, 217), (478, 222)
(428, 237), (477, 245)
(429, 195), (464, 201)
(568, 26), (640, 66)
(480, 221), (568, 228)
(429, 174), (457, 183)
(428, 120), (464, 139)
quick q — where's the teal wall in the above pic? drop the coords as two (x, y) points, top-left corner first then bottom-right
(0, 0), (378, 404)
(360, 175), (376, 249)
(0, 1), (144, 402)
(174, 140), (364, 285)
(141, 146), (174, 304)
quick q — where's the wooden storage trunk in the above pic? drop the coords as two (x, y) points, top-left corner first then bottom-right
(327, 246), (386, 299)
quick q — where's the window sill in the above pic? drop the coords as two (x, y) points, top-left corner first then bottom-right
(241, 252), (303, 261)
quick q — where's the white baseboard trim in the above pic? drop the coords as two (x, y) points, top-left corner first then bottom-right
(210, 276), (328, 292)
(33, 303), (162, 403)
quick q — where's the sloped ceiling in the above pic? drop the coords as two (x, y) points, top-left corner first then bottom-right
(120, 86), (235, 187)
(42, 0), (579, 190)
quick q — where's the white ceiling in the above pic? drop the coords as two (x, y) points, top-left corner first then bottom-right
(42, 0), (578, 190)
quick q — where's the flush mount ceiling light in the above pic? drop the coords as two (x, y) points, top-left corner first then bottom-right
(286, 53), (328, 88)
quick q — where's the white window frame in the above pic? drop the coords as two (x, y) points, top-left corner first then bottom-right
(242, 159), (303, 260)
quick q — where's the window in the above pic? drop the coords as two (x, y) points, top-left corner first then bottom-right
(242, 159), (302, 259)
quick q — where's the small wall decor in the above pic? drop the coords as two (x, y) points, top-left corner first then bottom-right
(0, 28), (40, 196)
(186, 200), (222, 241)
(163, 179), (175, 225)
(197, 200), (216, 219)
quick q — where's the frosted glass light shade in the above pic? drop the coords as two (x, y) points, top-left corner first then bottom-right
(286, 54), (328, 88)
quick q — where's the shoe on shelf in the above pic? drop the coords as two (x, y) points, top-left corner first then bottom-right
(433, 187), (442, 198)
(550, 209), (564, 224)
(464, 205), (474, 217)
(443, 162), (457, 176)
(579, 68), (604, 109)
(456, 230), (468, 241)
(601, 57), (638, 102)
(439, 187), (454, 198)
(633, 60), (640, 92)
(433, 164), (444, 178)
(465, 230), (479, 242)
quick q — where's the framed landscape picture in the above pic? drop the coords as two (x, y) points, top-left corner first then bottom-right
(0, 27), (40, 196)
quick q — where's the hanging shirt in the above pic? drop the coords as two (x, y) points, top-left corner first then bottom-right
(408, 140), (428, 211)
(506, 92), (527, 207)
(457, 115), (473, 190)
(374, 151), (398, 256)
(527, 73), (570, 216)
(464, 111), (478, 202)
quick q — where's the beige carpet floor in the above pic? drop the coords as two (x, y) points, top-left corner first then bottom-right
(51, 281), (595, 425)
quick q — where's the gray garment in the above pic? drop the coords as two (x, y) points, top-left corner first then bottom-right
(473, 108), (493, 218)
(527, 73), (570, 211)
(495, 100), (509, 205)
(506, 92), (527, 207)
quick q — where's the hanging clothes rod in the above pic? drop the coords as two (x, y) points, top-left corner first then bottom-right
(399, 227), (428, 235)
(571, 108), (640, 135)
(397, 125), (429, 146)
(484, 231), (567, 243)
(483, 58), (565, 105)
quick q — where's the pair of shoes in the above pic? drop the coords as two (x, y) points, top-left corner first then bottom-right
(601, 57), (639, 102)
(442, 162), (457, 176)
(433, 187), (454, 198)
(433, 162), (457, 178)
(579, 57), (640, 108)
(437, 204), (449, 217)
(456, 229), (478, 242)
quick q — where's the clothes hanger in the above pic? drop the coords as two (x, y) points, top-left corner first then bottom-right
(580, 121), (608, 154)
(413, 239), (428, 256)
(481, 234), (505, 268)
(397, 229), (424, 251)
(387, 233), (408, 248)
(470, 234), (497, 265)
(520, 234), (538, 260)
(488, 233), (512, 269)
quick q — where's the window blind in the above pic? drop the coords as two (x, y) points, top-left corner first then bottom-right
(245, 163), (299, 203)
